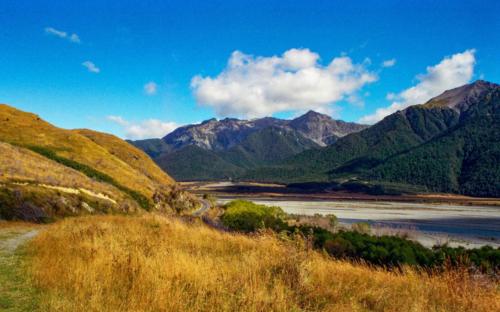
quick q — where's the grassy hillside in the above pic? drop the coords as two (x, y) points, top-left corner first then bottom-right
(0, 104), (173, 199)
(27, 215), (499, 311)
(0, 142), (138, 221)
(0, 104), (196, 219)
(75, 129), (174, 186)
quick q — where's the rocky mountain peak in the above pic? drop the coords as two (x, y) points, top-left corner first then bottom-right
(289, 111), (368, 146)
(424, 80), (499, 113)
(301, 110), (330, 119)
(158, 110), (368, 151)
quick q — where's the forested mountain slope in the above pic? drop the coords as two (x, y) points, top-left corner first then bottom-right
(245, 81), (500, 197)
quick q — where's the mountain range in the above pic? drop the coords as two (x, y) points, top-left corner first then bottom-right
(245, 80), (500, 197)
(133, 80), (499, 198)
(131, 111), (368, 180)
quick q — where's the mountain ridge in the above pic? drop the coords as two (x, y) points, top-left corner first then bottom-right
(136, 110), (367, 153)
(244, 80), (500, 197)
(132, 111), (367, 180)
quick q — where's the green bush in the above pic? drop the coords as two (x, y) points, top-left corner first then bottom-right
(294, 225), (499, 272)
(221, 200), (288, 233)
(220, 201), (500, 272)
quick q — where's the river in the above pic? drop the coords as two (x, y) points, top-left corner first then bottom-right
(218, 197), (500, 248)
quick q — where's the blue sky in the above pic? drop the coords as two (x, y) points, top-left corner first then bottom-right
(0, 0), (498, 139)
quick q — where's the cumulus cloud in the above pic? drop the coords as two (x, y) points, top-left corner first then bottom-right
(44, 27), (81, 43)
(82, 61), (100, 73)
(382, 58), (396, 68)
(107, 116), (178, 139)
(144, 82), (158, 95)
(359, 49), (476, 124)
(191, 48), (377, 118)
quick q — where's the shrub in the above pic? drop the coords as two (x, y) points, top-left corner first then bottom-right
(296, 226), (500, 272)
(221, 201), (500, 272)
(221, 200), (288, 233)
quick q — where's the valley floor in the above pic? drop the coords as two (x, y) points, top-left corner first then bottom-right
(182, 181), (500, 206)
(218, 197), (500, 249)
(184, 182), (500, 248)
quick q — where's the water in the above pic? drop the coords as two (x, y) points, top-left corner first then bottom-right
(218, 197), (500, 248)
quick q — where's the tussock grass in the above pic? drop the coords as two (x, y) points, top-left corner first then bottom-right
(0, 142), (144, 219)
(0, 142), (125, 201)
(75, 129), (173, 186)
(29, 215), (499, 312)
(0, 104), (174, 200)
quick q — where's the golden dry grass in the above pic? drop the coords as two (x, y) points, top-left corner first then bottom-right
(0, 142), (145, 217)
(0, 221), (38, 230)
(28, 215), (499, 312)
(75, 129), (174, 186)
(0, 104), (174, 199)
(0, 142), (127, 202)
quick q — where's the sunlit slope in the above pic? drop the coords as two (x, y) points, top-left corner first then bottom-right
(0, 142), (137, 220)
(75, 129), (174, 185)
(0, 142), (124, 199)
(0, 104), (174, 200)
(29, 215), (499, 312)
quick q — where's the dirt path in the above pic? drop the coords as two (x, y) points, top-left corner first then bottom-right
(0, 229), (39, 255)
(0, 226), (40, 311)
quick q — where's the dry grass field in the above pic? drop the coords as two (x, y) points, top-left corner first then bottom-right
(27, 215), (499, 312)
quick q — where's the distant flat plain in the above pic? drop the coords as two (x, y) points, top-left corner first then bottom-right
(183, 182), (500, 248)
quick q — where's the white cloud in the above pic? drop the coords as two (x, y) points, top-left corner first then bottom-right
(191, 48), (377, 118)
(359, 49), (476, 124)
(68, 33), (81, 43)
(382, 58), (396, 68)
(107, 115), (128, 126)
(107, 116), (178, 139)
(82, 61), (100, 73)
(144, 82), (158, 95)
(44, 27), (81, 43)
